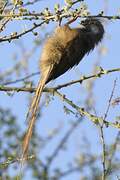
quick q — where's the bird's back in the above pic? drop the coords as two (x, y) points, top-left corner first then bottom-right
(40, 25), (86, 83)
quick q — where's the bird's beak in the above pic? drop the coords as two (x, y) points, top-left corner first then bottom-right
(78, 24), (85, 29)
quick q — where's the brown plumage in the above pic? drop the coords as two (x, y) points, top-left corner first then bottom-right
(22, 18), (104, 159)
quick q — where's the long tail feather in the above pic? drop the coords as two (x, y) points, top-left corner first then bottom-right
(22, 79), (44, 157)
(22, 66), (52, 160)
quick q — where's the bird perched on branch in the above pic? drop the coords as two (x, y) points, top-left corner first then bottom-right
(22, 18), (104, 159)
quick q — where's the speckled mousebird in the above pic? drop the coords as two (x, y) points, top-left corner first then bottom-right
(22, 18), (104, 158)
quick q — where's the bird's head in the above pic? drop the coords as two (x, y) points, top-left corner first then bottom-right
(81, 18), (104, 44)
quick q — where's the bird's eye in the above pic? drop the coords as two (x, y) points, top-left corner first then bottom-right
(90, 24), (99, 34)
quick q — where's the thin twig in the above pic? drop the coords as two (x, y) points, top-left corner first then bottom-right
(0, 21), (45, 42)
(2, 72), (40, 85)
(54, 68), (120, 90)
(100, 79), (117, 180)
(0, 155), (35, 169)
(2, 67), (120, 86)
(0, 13), (120, 43)
(0, 13), (120, 20)
(0, 76), (120, 130)
(54, 90), (120, 130)
(106, 131), (120, 176)
(100, 126), (106, 180)
(104, 79), (117, 121)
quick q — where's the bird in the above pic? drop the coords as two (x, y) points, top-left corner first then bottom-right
(22, 18), (104, 159)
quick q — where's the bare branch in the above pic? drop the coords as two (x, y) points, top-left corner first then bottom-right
(2, 67), (120, 87)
